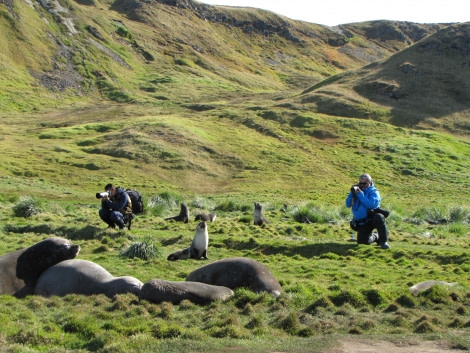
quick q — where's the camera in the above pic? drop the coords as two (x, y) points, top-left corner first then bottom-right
(96, 191), (109, 199)
(351, 185), (360, 193)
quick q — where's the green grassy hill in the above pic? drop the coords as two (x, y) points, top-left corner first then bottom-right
(0, 0), (443, 112)
(1, 0), (468, 207)
(299, 23), (470, 133)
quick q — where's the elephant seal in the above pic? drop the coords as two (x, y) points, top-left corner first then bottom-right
(165, 203), (189, 223)
(186, 257), (282, 296)
(34, 259), (143, 298)
(0, 237), (80, 298)
(194, 212), (216, 222)
(167, 222), (209, 261)
(409, 280), (458, 296)
(254, 202), (270, 226)
(140, 279), (233, 305)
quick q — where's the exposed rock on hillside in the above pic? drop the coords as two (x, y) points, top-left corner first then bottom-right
(1, 0), (464, 131)
(29, 42), (85, 92)
(1, 0), (15, 16)
(298, 22), (470, 132)
(339, 21), (444, 46)
(39, 0), (78, 34)
(112, 0), (440, 49)
(113, 0), (303, 43)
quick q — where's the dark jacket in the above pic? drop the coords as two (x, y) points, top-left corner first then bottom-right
(102, 187), (132, 216)
(345, 183), (381, 221)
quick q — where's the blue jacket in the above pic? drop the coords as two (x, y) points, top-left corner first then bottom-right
(346, 183), (381, 221)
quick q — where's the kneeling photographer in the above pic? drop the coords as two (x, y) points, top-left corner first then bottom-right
(97, 183), (133, 230)
(345, 173), (390, 249)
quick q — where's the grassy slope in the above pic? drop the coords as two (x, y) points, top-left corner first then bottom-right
(0, 0), (439, 110)
(300, 23), (470, 133)
(2, 103), (470, 209)
(0, 0), (470, 352)
(0, 191), (469, 352)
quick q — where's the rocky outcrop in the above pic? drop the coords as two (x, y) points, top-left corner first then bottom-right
(113, 0), (304, 43)
(340, 21), (444, 45)
(0, 0), (16, 17)
(38, 0), (78, 34)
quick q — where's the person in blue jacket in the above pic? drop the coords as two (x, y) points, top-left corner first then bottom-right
(346, 173), (390, 249)
(99, 183), (133, 230)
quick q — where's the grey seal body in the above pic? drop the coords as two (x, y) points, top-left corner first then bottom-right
(186, 257), (281, 296)
(254, 202), (270, 226)
(0, 237), (80, 298)
(194, 213), (216, 222)
(165, 203), (189, 223)
(34, 259), (143, 298)
(409, 280), (458, 296)
(167, 221), (209, 261)
(140, 279), (233, 305)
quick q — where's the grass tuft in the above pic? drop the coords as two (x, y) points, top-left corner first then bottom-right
(215, 200), (252, 212)
(395, 294), (417, 308)
(361, 289), (388, 307)
(330, 290), (367, 308)
(121, 237), (160, 260)
(420, 285), (452, 304)
(12, 196), (40, 218)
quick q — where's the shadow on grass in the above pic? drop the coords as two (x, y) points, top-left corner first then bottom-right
(259, 242), (359, 258)
(160, 235), (184, 246)
(222, 237), (359, 257)
(3, 224), (123, 241)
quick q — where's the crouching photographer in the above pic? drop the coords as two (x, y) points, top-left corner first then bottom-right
(346, 173), (390, 249)
(97, 183), (133, 230)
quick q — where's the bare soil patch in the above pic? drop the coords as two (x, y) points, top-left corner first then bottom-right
(332, 337), (466, 353)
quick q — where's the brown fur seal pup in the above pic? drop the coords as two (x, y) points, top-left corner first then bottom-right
(0, 237), (80, 298)
(167, 221), (209, 261)
(165, 203), (189, 223)
(254, 202), (270, 226)
(194, 212), (216, 222)
(186, 257), (282, 296)
(409, 280), (458, 296)
(140, 279), (233, 305)
(35, 259), (143, 298)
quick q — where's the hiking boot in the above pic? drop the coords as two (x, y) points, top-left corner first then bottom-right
(380, 242), (390, 249)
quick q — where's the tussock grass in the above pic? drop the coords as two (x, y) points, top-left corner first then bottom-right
(1, 191), (470, 351)
(148, 191), (185, 217)
(12, 196), (40, 218)
(121, 236), (160, 260)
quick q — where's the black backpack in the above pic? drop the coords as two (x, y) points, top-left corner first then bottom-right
(126, 189), (144, 214)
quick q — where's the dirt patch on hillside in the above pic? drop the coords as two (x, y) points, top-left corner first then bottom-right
(331, 337), (466, 353)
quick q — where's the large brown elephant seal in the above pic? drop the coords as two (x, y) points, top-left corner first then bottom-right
(34, 259), (143, 298)
(186, 257), (282, 296)
(254, 202), (270, 226)
(167, 221), (209, 261)
(165, 203), (189, 223)
(0, 237), (80, 298)
(139, 279), (233, 305)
